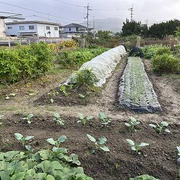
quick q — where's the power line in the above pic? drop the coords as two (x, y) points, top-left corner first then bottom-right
(0, 1), (77, 22)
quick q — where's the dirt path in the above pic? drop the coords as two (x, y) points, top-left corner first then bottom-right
(0, 59), (180, 124)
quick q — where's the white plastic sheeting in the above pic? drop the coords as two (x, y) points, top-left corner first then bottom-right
(65, 45), (127, 87)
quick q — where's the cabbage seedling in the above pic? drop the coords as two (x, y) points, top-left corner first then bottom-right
(77, 113), (93, 125)
(22, 114), (34, 124)
(60, 85), (68, 96)
(177, 146), (180, 173)
(149, 121), (170, 134)
(79, 94), (85, 99)
(125, 116), (140, 132)
(126, 139), (149, 154)
(99, 112), (111, 127)
(129, 174), (159, 180)
(87, 134), (110, 152)
(47, 135), (67, 148)
(14, 133), (34, 151)
(53, 113), (64, 126)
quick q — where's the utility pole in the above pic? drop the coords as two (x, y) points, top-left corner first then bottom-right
(128, 5), (134, 22)
(85, 4), (92, 33)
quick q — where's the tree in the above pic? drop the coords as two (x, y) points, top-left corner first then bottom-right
(148, 19), (180, 39)
(122, 19), (142, 36)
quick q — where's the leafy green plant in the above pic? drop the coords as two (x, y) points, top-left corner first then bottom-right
(14, 133), (34, 151)
(126, 139), (149, 154)
(149, 121), (170, 134)
(129, 174), (159, 180)
(151, 53), (179, 73)
(71, 69), (98, 89)
(177, 146), (180, 177)
(87, 134), (110, 152)
(99, 112), (111, 127)
(79, 93), (85, 99)
(77, 113), (94, 125)
(53, 113), (64, 126)
(22, 114), (34, 124)
(47, 135), (67, 148)
(177, 146), (180, 157)
(0, 42), (54, 84)
(57, 47), (107, 69)
(60, 85), (69, 96)
(125, 116), (140, 132)
(0, 148), (92, 180)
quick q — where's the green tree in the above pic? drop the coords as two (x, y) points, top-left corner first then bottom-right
(122, 19), (142, 36)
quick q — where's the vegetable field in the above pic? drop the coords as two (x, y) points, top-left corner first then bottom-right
(118, 57), (162, 112)
(0, 42), (180, 180)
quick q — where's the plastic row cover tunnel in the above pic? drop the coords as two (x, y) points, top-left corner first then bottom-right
(65, 45), (127, 87)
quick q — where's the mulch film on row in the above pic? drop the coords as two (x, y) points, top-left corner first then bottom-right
(118, 57), (162, 113)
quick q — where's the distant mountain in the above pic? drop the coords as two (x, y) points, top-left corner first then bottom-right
(88, 18), (124, 32)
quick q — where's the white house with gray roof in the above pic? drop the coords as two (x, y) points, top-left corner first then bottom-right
(5, 21), (60, 38)
(61, 23), (88, 38)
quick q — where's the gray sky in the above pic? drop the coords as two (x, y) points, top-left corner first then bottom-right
(1, 0), (180, 26)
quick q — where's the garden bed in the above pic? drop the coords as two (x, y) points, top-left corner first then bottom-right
(34, 86), (101, 106)
(0, 114), (179, 180)
(118, 57), (162, 113)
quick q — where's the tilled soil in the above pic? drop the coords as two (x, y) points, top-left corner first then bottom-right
(0, 114), (179, 180)
(0, 58), (180, 180)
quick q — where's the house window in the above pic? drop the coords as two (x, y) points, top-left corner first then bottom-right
(29, 25), (34, 30)
(69, 28), (71, 32)
(46, 26), (50, 30)
(7, 26), (12, 29)
(19, 26), (25, 30)
(54, 27), (58, 30)
(76, 27), (79, 31)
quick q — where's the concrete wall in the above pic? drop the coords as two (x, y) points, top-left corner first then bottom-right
(0, 19), (6, 38)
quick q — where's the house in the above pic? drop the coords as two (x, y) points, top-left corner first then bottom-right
(61, 23), (87, 38)
(5, 21), (60, 38)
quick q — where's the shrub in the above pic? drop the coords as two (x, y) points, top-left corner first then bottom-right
(0, 42), (54, 84)
(49, 40), (78, 53)
(56, 47), (108, 69)
(151, 53), (179, 73)
(71, 69), (98, 88)
(142, 45), (170, 59)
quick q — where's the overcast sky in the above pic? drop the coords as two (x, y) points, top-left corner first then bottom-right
(1, 0), (180, 26)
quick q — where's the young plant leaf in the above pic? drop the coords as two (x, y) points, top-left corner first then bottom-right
(47, 138), (56, 145)
(87, 134), (96, 143)
(100, 145), (110, 152)
(126, 139), (135, 146)
(58, 135), (67, 143)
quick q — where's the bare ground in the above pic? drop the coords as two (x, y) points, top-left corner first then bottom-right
(0, 58), (180, 180)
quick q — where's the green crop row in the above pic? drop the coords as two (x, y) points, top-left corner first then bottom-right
(56, 47), (108, 69)
(0, 42), (54, 84)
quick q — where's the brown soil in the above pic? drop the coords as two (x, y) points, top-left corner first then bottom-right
(34, 86), (101, 106)
(0, 58), (180, 180)
(0, 114), (179, 180)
